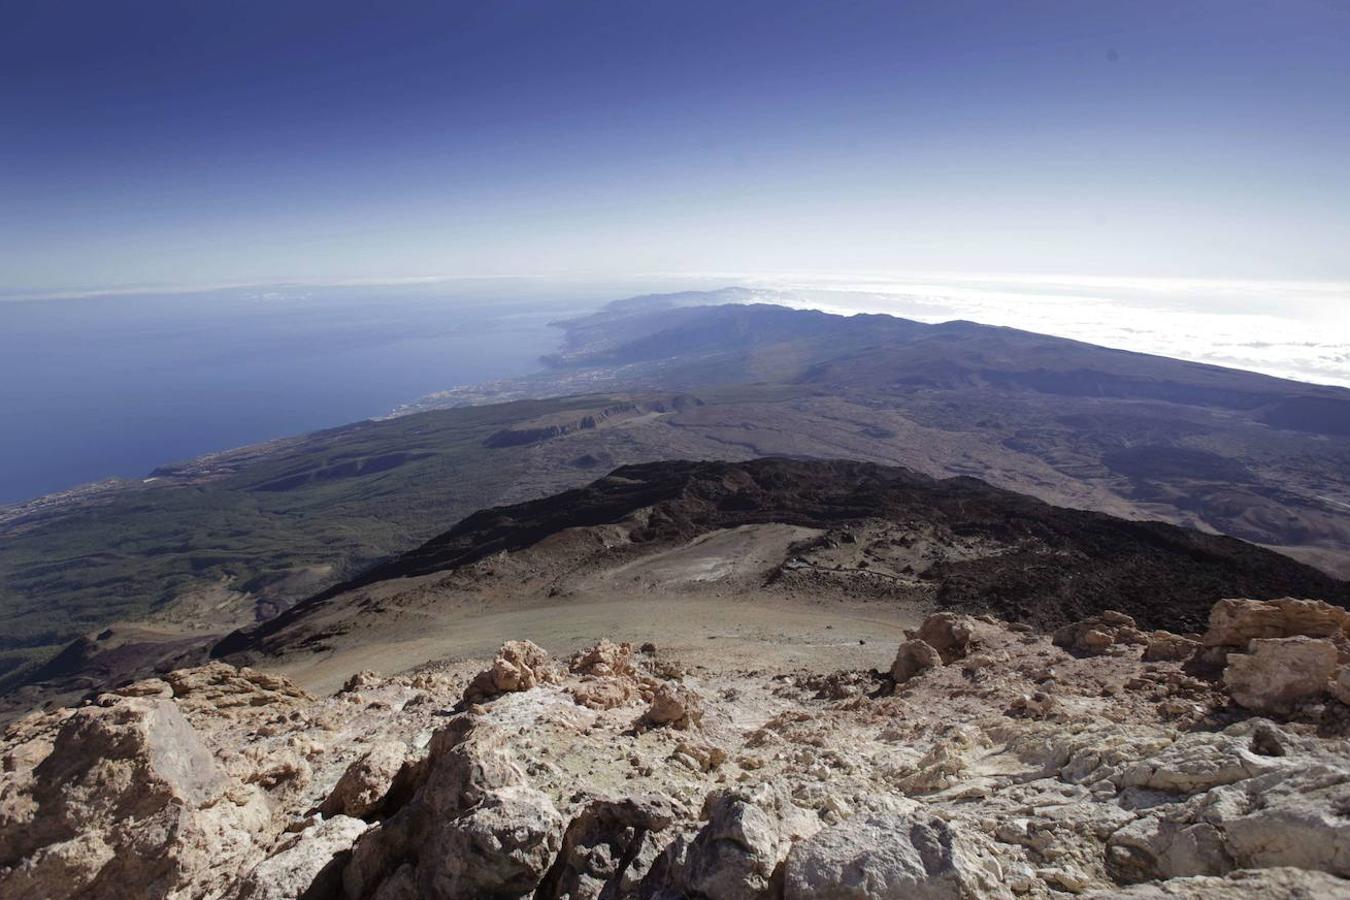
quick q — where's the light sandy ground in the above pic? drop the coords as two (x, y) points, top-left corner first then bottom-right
(271, 593), (923, 696)
(262, 524), (929, 694)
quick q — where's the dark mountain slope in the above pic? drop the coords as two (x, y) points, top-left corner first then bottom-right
(216, 458), (1350, 660)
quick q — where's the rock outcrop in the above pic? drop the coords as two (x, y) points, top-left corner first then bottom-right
(5, 598), (1350, 900)
(537, 795), (679, 900)
(1204, 597), (1350, 649)
(1053, 610), (1147, 655)
(462, 640), (558, 704)
(641, 682), (704, 730)
(643, 780), (819, 900)
(0, 696), (269, 899)
(783, 811), (1009, 899)
(1223, 636), (1339, 714)
(342, 717), (564, 899)
(232, 815), (369, 900)
(320, 741), (408, 819)
(890, 639), (942, 685)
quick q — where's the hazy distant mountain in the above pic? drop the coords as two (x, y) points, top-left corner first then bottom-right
(3, 290), (1349, 702)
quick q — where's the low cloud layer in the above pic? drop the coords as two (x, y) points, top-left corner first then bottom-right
(741, 273), (1350, 389)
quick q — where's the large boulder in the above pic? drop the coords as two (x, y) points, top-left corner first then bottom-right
(232, 815), (369, 900)
(783, 812), (1009, 899)
(462, 640), (558, 704)
(1204, 598), (1350, 648)
(1222, 636), (1338, 714)
(536, 795), (679, 900)
(1106, 817), (1232, 883)
(1218, 765), (1350, 877)
(1332, 666), (1350, 706)
(0, 696), (269, 900)
(641, 683), (703, 730)
(320, 741), (408, 819)
(1053, 611), (1146, 656)
(160, 662), (313, 726)
(642, 781), (819, 900)
(1142, 631), (1200, 662)
(569, 640), (637, 678)
(1105, 726), (1350, 883)
(916, 613), (983, 664)
(568, 639), (652, 710)
(341, 717), (563, 899)
(890, 639), (942, 685)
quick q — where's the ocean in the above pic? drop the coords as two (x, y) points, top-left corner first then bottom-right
(0, 281), (603, 504)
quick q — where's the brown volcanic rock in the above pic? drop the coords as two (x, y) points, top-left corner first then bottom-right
(890, 639), (943, 685)
(0, 696), (268, 899)
(1204, 597), (1350, 648)
(341, 717), (564, 899)
(570, 639), (637, 678)
(1053, 610), (1147, 656)
(12, 600), (1350, 899)
(915, 612), (988, 664)
(320, 741), (408, 819)
(642, 682), (704, 730)
(536, 794), (680, 900)
(462, 640), (558, 704)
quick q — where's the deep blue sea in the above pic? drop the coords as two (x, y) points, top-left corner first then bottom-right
(0, 281), (616, 504)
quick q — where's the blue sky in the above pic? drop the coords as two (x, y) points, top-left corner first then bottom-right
(3, 0), (1349, 292)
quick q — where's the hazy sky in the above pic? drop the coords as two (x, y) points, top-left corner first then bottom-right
(4, 1), (1350, 293)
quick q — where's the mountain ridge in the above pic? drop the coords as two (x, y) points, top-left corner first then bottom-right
(212, 457), (1350, 673)
(3, 291), (1348, 697)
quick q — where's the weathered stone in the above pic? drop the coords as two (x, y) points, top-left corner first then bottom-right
(232, 815), (368, 900)
(570, 676), (642, 710)
(1106, 817), (1231, 882)
(536, 795), (679, 900)
(1204, 598), (1350, 648)
(1054, 612), (1145, 655)
(1007, 690), (1061, 720)
(1113, 731), (1286, 795)
(917, 613), (982, 664)
(0, 697), (268, 900)
(642, 683), (703, 730)
(890, 639), (942, 685)
(569, 640), (636, 678)
(462, 640), (557, 704)
(1329, 666), (1350, 706)
(1219, 766), (1350, 877)
(1142, 631), (1199, 662)
(1085, 867), (1350, 898)
(1223, 636), (1338, 713)
(341, 718), (563, 899)
(643, 781), (819, 900)
(783, 811), (1009, 899)
(320, 741), (407, 819)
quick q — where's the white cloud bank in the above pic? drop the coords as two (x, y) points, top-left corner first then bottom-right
(733, 272), (1350, 389)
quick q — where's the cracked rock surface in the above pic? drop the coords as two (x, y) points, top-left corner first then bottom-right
(3, 602), (1350, 899)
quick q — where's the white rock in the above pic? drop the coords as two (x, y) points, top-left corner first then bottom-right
(783, 811), (1010, 899)
(1223, 636), (1338, 714)
(232, 815), (369, 900)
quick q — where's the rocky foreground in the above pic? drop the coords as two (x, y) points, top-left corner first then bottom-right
(4, 598), (1350, 899)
